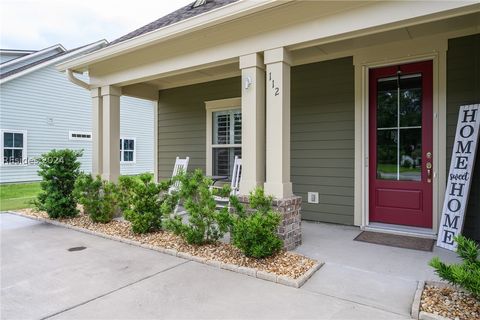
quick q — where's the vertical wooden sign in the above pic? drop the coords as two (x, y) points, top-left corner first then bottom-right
(437, 104), (480, 251)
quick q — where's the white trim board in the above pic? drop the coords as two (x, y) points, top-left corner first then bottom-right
(353, 36), (448, 234)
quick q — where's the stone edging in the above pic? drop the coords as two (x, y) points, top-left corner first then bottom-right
(411, 280), (458, 320)
(6, 211), (323, 288)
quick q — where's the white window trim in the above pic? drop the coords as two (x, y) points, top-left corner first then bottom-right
(69, 131), (92, 141)
(120, 137), (137, 164)
(205, 97), (241, 176)
(0, 129), (28, 166)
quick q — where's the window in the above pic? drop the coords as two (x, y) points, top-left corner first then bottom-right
(1, 129), (27, 165)
(120, 138), (136, 163)
(206, 98), (242, 178)
(69, 131), (92, 141)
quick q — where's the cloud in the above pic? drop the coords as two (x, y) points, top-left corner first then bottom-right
(0, 0), (193, 50)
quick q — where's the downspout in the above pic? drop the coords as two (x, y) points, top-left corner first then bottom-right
(66, 69), (90, 90)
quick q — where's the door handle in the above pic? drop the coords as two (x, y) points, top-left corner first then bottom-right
(426, 162), (432, 183)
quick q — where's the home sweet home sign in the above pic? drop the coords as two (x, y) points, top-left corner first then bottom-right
(437, 104), (480, 251)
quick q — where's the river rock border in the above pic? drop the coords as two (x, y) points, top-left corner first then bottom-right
(6, 211), (322, 288)
(411, 280), (468, 320)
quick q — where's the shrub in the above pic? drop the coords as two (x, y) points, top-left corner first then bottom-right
(430, 235), (480, 298)
(35, 149), (82, 219)
(164, 169), (231, 245)
(116, 175), (137, 212)
(123, 173), (172, 234)
(74, 174), (117, 223)
(230, 188), (283, 258)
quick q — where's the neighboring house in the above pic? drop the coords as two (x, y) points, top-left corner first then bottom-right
(0, 41), (155, 183)
(58, 1), (480, 242)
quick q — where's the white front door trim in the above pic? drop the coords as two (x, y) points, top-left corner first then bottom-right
(353, 37), (448, 235)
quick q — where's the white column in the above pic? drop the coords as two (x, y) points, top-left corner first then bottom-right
(263, 47), (293, 199)
(101, 85), (121, 182)
(239, 53), (266, 195)
(91, 88), (103, 176)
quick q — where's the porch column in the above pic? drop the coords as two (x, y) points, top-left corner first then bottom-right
(239, 53), (265, 195)
(100, 85), (121, 182)
(91, 88), (103, 176)
(263, 47), (293, 199)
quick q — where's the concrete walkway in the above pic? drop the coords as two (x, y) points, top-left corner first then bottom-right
(1, 213), (456, 319)
(296, 221), (460, 317)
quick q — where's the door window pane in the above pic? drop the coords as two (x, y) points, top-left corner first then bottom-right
(377, 79), (398, 128)
(400, 75), (422, 127)
(377, 130), (398, 180)
(399, 128), (421, 181)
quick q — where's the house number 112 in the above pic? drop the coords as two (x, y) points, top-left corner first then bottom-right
(268, 72), (280, 96)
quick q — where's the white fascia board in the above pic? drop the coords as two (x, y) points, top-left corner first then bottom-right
(0, 40), (107, 85)
(56, 0), (287, 72)
(1, 44), (66, 69)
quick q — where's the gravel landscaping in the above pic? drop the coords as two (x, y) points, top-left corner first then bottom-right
(18, 208), (317, 280)
(421, 284), (480, 320)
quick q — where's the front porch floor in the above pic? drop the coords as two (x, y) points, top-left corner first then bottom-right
(295, 221), (460, 316)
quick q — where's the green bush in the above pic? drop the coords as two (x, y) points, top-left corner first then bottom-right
(116, 175), (137, 212)
(35, 149), (82, 219)
(230, 188), (283, 258)
(74, 174), (117, 223)
(164, 169), (231, 245)
(430, 235), (480, 298)
(123, 173), (172, 234)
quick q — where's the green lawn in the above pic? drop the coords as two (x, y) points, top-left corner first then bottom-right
(0, 182), (41, 211)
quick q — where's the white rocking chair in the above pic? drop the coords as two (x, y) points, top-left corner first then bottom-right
(212, 156), (242, 208)
(169, 156), (189, 213)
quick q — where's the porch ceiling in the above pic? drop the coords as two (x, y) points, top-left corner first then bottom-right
(144, 61), (240, 90)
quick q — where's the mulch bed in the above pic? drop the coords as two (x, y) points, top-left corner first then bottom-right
(421, 284), (480, 320)
(18, 209), (316, 279)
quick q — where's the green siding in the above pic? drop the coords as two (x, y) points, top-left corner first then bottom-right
(157, 77), (241, 180)
(447, 34), (480, 241)
(291, 57), (355, 225)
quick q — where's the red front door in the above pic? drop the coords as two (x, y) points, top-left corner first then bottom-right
(369, 61), (433, 228)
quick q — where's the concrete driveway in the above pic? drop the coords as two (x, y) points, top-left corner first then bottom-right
(1, 213), (410, 320)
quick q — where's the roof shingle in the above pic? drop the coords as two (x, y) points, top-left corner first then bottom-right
(109, 0), (239, 46)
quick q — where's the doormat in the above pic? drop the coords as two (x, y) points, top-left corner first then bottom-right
(354, 231), (434, 252)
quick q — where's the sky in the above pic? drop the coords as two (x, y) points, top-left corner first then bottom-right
(0, 0), (193, 50)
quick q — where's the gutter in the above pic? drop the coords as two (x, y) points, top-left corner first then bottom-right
(67, 69), (90, 90)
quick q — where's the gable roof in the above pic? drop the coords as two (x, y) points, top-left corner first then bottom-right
(0, 40), (107, 83)
(109, 0), (239, 45)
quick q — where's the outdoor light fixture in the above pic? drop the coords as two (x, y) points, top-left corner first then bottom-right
(244, 76), (252, 90)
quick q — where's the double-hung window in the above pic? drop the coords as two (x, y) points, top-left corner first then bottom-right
(1, 129), (27, 165)
(206, 98), (242, 178)
(212, 109), (241, 176)
(120, 138), (136, 163)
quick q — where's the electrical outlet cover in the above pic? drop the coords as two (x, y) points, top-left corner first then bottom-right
(307, 192), (319, 204)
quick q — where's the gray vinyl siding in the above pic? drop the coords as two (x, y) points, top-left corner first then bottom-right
(0, 65), (154, 183)
(446, 34), (480, 241)
(157, 77), (240, 180)
(291, 57), (355, 225)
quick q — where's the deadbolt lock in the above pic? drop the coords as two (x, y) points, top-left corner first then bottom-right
(426, 152), (432, 159)
(426, 162), (432, 169)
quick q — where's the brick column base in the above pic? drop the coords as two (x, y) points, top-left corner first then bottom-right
(238, 195), (302, 251)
